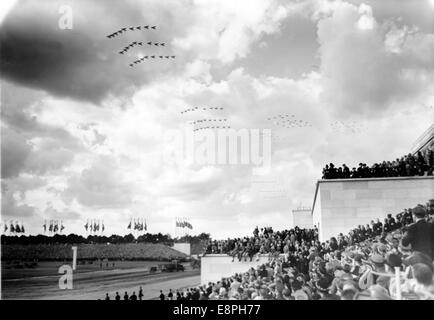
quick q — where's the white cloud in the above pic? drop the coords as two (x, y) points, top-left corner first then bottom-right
(317, 1), (434, 117)
(0, 0), (17, 24)
(173, 0), (290, 63)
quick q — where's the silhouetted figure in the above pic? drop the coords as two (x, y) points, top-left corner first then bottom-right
(159, 290), (165, 300)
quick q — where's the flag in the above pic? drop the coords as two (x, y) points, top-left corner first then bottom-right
(144, 219), (147, 231)
(43, 221), (47, 232)
(53, 221), (58, 233)
(21, 223), (25, 233)
(4, 223), (8, 233)
(102, 221), (105, 232)
(15, 222), (21, 233)
(84, 220), (89, 231)
(49, 220), (53, 232)
(10, 222), (15, 233)
(127, 220), (131, 229)
(93, 220), (97, 232)
(61, 221), (65, 232)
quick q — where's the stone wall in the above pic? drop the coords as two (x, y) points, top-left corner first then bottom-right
(200, 254), (272, 285)
(173, 243), (191, 256)
(312, 176), (434, 242)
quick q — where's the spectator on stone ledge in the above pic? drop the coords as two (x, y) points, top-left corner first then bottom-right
(322, 148), (433, 179)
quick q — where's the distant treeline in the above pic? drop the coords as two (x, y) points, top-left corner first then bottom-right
(1, 232), (211, 247)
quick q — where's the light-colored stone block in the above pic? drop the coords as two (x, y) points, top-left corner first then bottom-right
(321, 190), (331, 200)
(324, 182), (344, 190)
(313, 177), (434, 242)
(201, 255), (278, 285)
(330, 190), (357, 201)
(355, 189), (383, 200)
(383, 189), (411, 198)
(343, 181), (369, 190)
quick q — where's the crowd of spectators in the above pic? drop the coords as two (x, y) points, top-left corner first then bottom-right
(102, 202), (434, 300)
(170, 203), (434, 300)
(1, 243), (185, 261)
(322, 149), (434, 179)
(205, 226), (318, 263)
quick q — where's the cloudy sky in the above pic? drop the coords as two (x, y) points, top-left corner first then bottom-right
(1, 0), (433, 238)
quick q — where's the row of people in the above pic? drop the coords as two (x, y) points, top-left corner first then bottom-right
(103, 287), (144, 300)
(322, 149), (434, 179)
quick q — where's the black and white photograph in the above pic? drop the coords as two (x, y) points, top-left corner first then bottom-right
(0, 0), (434, 308)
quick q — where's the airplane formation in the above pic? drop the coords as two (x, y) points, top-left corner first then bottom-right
(106, 27), (373, 137)
(180, 107), (230, 133)
(106, 25), (175, 67)
(192, 126), (231, 132)
(181, 107), (224, 114)
(189, 119), (228, 125)
(179, 106), (367, 138)
(130, 55), (176, 66)
(119, 41), (166, 55)
(106, 25), (157, 39)
(330, 120), (365, 134)
(266, 114), (312, 128)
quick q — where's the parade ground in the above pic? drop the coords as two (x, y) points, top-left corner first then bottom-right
(1, 261), (200, 300)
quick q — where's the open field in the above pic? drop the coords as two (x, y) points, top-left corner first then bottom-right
(2, 260), (170, 280)
(1, 261), (200, 300)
